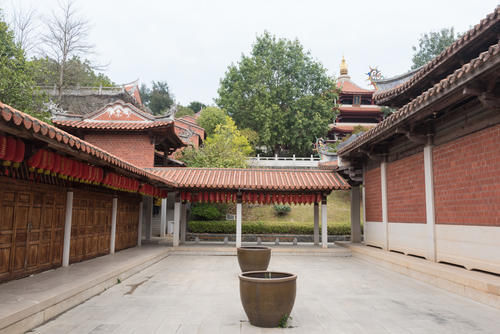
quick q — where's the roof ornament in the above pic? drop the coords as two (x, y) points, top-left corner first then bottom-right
(366, 66), (383, 90)
(340, 56), (348, 76)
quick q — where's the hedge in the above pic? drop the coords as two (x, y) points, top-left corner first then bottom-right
(188, 220), (359, 235)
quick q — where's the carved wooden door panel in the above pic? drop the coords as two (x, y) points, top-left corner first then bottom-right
(116, 196), (139, 251)
(0, 179), (65, 283)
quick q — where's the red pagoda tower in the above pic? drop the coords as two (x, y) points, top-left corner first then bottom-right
(328, 57), (382, 141)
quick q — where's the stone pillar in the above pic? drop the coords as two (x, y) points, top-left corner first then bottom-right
(62, 190), (73, 267)
(321, 195), (328, 248)
(381, 160), (389, 250)
(180, 201), (187, 243)
(424, 144), (437, 261)
(313, 202), (319, 245)
(110, 196), (118, 254)
(143, 196), (153, 241)
(236, 194), (242, 248)
(137, 201), (143, 247)
(350, 186), (362, 243)
(160, 198), (167, 238)
(173, 193), (181, 247)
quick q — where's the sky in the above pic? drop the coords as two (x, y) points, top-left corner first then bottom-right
(1, 0), (498, 105)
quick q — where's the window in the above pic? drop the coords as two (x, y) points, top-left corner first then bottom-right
(353, 95), (361, 105)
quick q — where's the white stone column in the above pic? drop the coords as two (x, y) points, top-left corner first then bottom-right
(321, 195), (328, 248)
(144, 196), (153, 241)
(424, 144), (437, 261)
(381, 161), (389, 250)
(110, 196), (118, 254)
(160, 198), (167, 238)
(351, 186), (362, 243)
(236, 194), (242, 248)
(313, 202), (319, 245)
(173, 194), (181, 247)
(137, 201), (143, 247)
(62, 191), (73, 267)
(180, 201), (187, 243)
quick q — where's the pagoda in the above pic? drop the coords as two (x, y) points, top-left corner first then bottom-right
(328, 57), (382, 141)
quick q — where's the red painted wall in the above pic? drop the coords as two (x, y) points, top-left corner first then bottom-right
(433, 124), (500, 226)
(364, 167), (382, 222)
(387, 153), (426, 223)
(84, 133), (154, 168)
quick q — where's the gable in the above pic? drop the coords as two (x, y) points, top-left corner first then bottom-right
(90, 103), (148, 122)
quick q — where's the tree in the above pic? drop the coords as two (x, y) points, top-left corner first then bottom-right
(187, 101), (206, 113)
(0, 15), (49, 121)
(30, 56), (113, 87)
(217, 32), (337, 156)
(411, 27), (457, 69)
(10, 5), (37, 55)
(41, 0), (95, 99)
(147, 81), (174, 115)
(197, 107), (229, 136)
(177, 116), (253, 168)
(175, 105), (195, 118)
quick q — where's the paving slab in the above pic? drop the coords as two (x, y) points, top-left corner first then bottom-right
(0, 245), (170, 334)
(31, 254), (500, 334)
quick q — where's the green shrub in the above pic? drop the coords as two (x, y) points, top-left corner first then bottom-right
(191, 204), (222, 220)
(188, 220), (357, 235)
(273, 205), (291, 216)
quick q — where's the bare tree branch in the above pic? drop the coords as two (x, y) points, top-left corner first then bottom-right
(10, 3), (38, 55)
(40, 0), (95, 99)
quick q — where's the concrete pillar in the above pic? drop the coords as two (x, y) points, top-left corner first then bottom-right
(350, 186), (362, 243)
(160, 198), (167, 238)
(321, 195), (328, 248)
(62, 191), (73, 267)
(313, 202), (319, 245)
(143, 196), (153, 241)
(381, 161), (389, 250)
(173, 194), (181, 247)
(137, 201), (143, 247)
(180, 201), (187, 243)
(424, 144), (437, 261)
(110, 196), (118, 254)
(236, 194), (242, 248)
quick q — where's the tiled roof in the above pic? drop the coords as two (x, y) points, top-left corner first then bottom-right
(374, 6), (499, 105)
(329, 124), (377, 133)
(338, 78), (374, 94)
(0, 101), (174, 186)
(146, 167), (349, 191)
(339, 106), (381, 113)
(338, 39), (500, 156)
(53, 119), (173, 130)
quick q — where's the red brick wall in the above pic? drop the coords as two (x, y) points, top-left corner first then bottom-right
(433, 124), (500, 226)
(387, 153), (426, 223)
(84, 133), (154, 168)
(364, 167), (382, 222)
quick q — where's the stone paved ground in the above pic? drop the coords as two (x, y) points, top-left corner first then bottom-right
(31, 255), (500, 333)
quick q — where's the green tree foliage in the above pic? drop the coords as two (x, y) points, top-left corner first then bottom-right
(196, 106), (228, 136)
(187, 101), (206, 113)
(411, 27), (457, 69)
(178, 116), (253, 168)
(240, 128), (259, 147)
(141, 81), (174, 115)
(30, 56), (113, 88)
(0, 16), (49, 121)
(175, 105), (195, 118)
(217, 32), (337, 155)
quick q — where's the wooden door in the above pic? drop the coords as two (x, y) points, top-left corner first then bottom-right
(116, 196), (140, 251)
(0, 178), (65, 283)
(70, 190), (112, 263)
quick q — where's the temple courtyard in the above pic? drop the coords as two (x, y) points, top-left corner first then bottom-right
(27, 248), (500, 334)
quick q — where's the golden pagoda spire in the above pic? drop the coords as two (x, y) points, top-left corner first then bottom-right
(340, 56), (348, 76)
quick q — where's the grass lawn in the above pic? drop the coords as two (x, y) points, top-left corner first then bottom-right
(241, 191), (359, 226)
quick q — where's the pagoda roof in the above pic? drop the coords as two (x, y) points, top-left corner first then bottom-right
(373, 6), (499, 107)
(339, 106), (381, 113)
(339, 38), (500, 156)
(337, 77), (374, 95)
